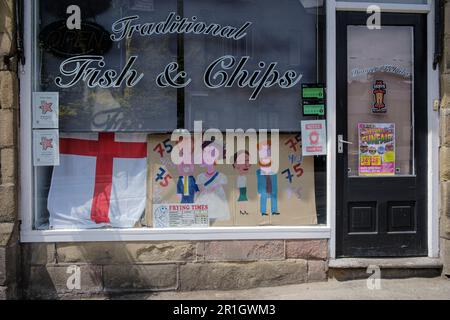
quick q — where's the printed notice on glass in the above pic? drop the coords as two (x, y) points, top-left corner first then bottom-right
(33, 130), (60, 167)
(358, 123), (395, 176)
(301, 120), (327, 156)
(32, 92), (59, 129)
(153, 204), (209, 228)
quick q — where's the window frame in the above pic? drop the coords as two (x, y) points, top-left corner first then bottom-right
(19, 0), (438, 249)
(326, 0), (439, 258)
(20, 0), (331, 242)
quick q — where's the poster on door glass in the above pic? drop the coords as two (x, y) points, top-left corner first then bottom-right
(358, 123), (395, 176)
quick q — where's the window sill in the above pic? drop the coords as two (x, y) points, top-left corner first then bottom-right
(20, 226), (331, 243)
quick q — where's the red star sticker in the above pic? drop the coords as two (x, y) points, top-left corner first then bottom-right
(40, 137), (53, 151)
(39, 101), (53, 114)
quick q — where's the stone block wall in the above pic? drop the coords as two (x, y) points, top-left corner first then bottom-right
(0, 0), (20, 299)
(441, 1), (450, 277)
(21, 240), (328, 299)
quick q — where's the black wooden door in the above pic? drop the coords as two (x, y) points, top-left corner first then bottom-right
(336, 13), (428, 257)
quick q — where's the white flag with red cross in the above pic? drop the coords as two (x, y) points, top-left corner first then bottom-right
(47, 132), (148, 229)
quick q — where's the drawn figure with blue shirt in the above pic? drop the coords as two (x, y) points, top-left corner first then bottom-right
(257, 140), (280, 216)
(176, 161), (199, 204)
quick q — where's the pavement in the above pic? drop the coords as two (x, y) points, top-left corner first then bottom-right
(113, 277), (450, 300)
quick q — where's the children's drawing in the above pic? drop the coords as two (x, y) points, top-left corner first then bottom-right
(196, 141), (230, 221)
(257, 140), (280, 216)
(176, 161), (199, 204)
(149, 133), (318, 227)
(233, 150), (252, 215)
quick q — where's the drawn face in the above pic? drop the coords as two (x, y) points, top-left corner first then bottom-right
(234, 153), (251, 175)
(258, 144), (272, 166)
(177, 162), (195, 176)
(202, 144), (220, 166)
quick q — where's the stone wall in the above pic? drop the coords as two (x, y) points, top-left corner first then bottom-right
(21, 240), (328, 299)
(0, 0), (20, 299)
(441, 1), (450, 277)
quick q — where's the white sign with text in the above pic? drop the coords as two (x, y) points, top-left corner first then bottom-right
(301, 120), (327, 156)
(153, 204), (209, 228)
(33, 129), (60, 167)
(32, 92), (59, 129)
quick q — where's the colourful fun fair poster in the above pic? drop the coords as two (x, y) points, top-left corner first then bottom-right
(358, 123), (395, 176)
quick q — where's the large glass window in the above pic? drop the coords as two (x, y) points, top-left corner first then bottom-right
(184, 0), (320, 131)
(36, 0), (178, 132)
(32, 0), (326, 231)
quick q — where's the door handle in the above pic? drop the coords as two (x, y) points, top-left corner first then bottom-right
(339, 138), (353, 145)
(338, 134), (353, 153)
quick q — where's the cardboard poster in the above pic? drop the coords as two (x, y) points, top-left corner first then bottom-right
(358, 123), (395, 176)
(301, 120), (327, 156)
(147, 134), (318, 227)
(153, 204), (209, 228)
(33, 129), (60, 167)
(32, 92), (59, 129)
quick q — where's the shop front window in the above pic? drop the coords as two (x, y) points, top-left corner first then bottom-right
(32, 0), (326, 231)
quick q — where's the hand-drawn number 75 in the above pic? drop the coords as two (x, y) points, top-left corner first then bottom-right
(153, 139), (173, 158)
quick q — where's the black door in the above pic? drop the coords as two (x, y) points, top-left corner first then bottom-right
(336, 13), (428, 257)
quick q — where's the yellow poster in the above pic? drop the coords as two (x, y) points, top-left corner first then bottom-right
(358, 123), (396, 176)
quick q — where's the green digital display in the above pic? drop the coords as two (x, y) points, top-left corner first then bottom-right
(302, 87), (325, 99)
(301, 84), (326, 116)
(303, 104), (325, 116)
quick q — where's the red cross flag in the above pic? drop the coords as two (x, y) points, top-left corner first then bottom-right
(48, 133), (148, 229)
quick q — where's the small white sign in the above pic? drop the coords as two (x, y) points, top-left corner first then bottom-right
(153, 204), (209, 228)
(33, 130), (60, 166)
(301, 120), (327, 156)
(33, 92), (59, 129)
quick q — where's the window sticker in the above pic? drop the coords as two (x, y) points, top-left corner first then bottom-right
(372, 80), (387, 114)
(33, 129), (60, 166)
(301, 120), (327, 156)
(32, 92), (59, 129)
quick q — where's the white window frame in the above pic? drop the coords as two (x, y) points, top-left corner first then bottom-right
(19, 1), (439, 254)
(327, 0), (439, 258)
(19, 0), (331, 243)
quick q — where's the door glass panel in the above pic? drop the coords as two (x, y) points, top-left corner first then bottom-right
(347, 26), (414, 177)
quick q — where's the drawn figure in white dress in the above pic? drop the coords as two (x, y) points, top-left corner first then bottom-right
(196, 140), (230, 222)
